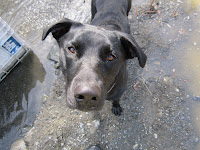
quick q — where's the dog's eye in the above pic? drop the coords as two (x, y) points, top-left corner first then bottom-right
(107, 54), (115, 61)
(68, 46), (76, 53)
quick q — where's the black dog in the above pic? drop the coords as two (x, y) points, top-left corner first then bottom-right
(42, 0), (147, 116)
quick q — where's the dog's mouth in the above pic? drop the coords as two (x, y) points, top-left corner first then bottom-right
(77, 99), (104, 111)
(66, 88), (105, 111)
(77, 105), (102, 111)
(66, 98), (104, 111)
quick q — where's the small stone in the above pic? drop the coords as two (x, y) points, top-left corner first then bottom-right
(87, 145), (101, 150)
(133, 143), (139, 149)
(154, 133), (158, 139)
(163, 76), (173, 84)
(193, 96), (200, 101)
(175, 88), (180, 92)
(87, 123), (92, 126)
(41, 95), (48, 104)
(80, 123), (84, 128)
(35, 141), (39, 146)
(180, 116), (185, 120)
(10, 139), (27, 150)
(128, 16), (132, 19)
(93, 120), (100, 129)
(54, 62), (60, 69)
(157, 109), (163, 117)
(154, 61), (160, 65)
(133, 31), (139, 35)
(184, 16), (190, 20)
(90, 120), (100, 134)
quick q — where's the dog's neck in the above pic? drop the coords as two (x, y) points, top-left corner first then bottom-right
(91, 0), (131, 33)
(91, 13), (130, 33)
(98, 21), (122, 32)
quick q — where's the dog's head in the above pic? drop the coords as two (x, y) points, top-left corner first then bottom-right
(42, 18), (147, 111)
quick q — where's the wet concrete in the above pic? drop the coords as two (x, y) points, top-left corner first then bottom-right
(0, 0), (200, 149)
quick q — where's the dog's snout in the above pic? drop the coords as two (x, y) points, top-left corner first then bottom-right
(74, 85), (101, 104)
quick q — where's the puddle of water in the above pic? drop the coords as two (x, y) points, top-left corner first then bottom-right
(175, 0), (200, 149)
(193, 102), (200, 149)
(185, 29), (200, 150)
(183, 0), (200, 11)
(179, 24), (200, 150)
(181, 50), (200, 96)
(0, 39), (56, 150)
(0, 51), (49, 149)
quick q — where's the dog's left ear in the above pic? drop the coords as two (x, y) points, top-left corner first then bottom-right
(42, 18), (83, 41)
(117, 32), (147, 68)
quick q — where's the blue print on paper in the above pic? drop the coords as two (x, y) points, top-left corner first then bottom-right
(2, 36), (22, 55)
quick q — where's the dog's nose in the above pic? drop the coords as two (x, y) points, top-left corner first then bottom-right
(74, 86), (101, 104)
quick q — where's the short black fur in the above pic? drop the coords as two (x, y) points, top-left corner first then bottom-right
(42, 0), (147, 116)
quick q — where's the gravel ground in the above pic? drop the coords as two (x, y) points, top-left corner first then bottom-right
(22, 75), (198, 150)
(9, 0), (200, 149)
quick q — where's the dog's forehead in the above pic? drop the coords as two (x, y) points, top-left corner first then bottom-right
(74, 25), (118, 42)
(74, 26), (121, 51)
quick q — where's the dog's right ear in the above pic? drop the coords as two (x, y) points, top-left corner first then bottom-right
(42, 18), (83, 41)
